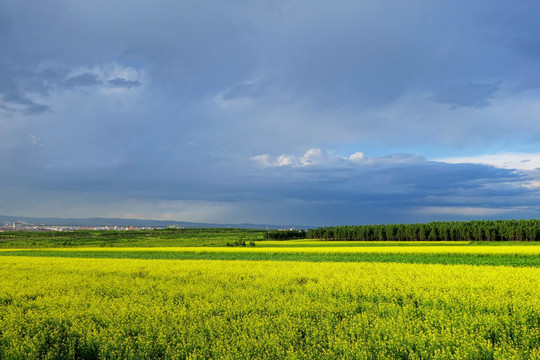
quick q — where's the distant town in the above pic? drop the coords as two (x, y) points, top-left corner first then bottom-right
(0, 221), (179, 232)
(0, 215), (307, 231)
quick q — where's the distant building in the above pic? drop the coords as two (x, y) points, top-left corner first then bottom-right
(14, 222), (26, 231)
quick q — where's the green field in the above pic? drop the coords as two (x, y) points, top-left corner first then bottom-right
(0, 228), (266, 248)
(0, 230), (539, 359)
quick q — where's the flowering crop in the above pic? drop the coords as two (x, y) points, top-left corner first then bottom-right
(2, 243), (539, 255)
(0, 255), (539, 359)
(2, 242), (540, 267)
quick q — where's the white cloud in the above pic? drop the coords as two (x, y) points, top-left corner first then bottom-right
(435, 153), (540, 170)
(521, 180), (540, 189)
(253, 148), (339, 168)
(277, 154), (296, 166)
(251, 154), (272, 167)
(252, 149), (426, 168)
(348, 152), (366, 162)
(300, 148), (328, 166)
(416, 206), (518, 217)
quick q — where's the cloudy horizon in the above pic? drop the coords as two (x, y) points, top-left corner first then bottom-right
(2, 0), (540, 226)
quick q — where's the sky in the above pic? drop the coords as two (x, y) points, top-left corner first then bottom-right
(2, 0), (540, 226)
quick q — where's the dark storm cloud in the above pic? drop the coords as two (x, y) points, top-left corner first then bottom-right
(1, 1), (538, 118)
(11, 148), (536, 225)
(249, 155), (520, 203)
(0, 1), (516, 108)
(2, 0), (540, 224)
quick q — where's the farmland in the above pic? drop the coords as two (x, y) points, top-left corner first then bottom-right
(0, 229), (539, 359)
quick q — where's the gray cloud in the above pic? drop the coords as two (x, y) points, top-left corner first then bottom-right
(0, 93), (50, 115)
(0, 65), (52, 114)
(4, 143), (535, 225)
(62, 73), (102, 88)
(2, 0), (540, 224)
(107, 77), (142, 88)
(431, 82), (501, 108)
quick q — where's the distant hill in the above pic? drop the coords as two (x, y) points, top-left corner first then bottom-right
(0, 215), (309, 230)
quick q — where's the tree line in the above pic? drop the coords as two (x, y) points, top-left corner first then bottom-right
(264, 230), (307, 240)
(306, 219), (540, 241)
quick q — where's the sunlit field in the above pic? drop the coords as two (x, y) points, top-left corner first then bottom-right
(0, 232), (539, 359)
(2, 241), (540, 267)
(3, 242), (540, 254)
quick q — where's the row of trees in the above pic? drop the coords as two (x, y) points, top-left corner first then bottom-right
(306, 220), (540, 241)
(264, 229), (307, 240)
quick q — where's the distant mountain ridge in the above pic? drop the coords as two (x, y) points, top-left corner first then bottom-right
(0, 215), (310, 230)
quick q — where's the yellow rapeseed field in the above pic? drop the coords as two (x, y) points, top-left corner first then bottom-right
(0, 255), (539, 359)
(1, 243), (537, 255)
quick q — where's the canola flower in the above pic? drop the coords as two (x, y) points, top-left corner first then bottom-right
(0, 256), (539, 359)
(1, 243), (538, 255)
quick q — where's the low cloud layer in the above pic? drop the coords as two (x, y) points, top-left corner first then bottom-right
(3, 146), (539, 225)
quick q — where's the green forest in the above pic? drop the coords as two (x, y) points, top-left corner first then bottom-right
(307, 219), (540, 241)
